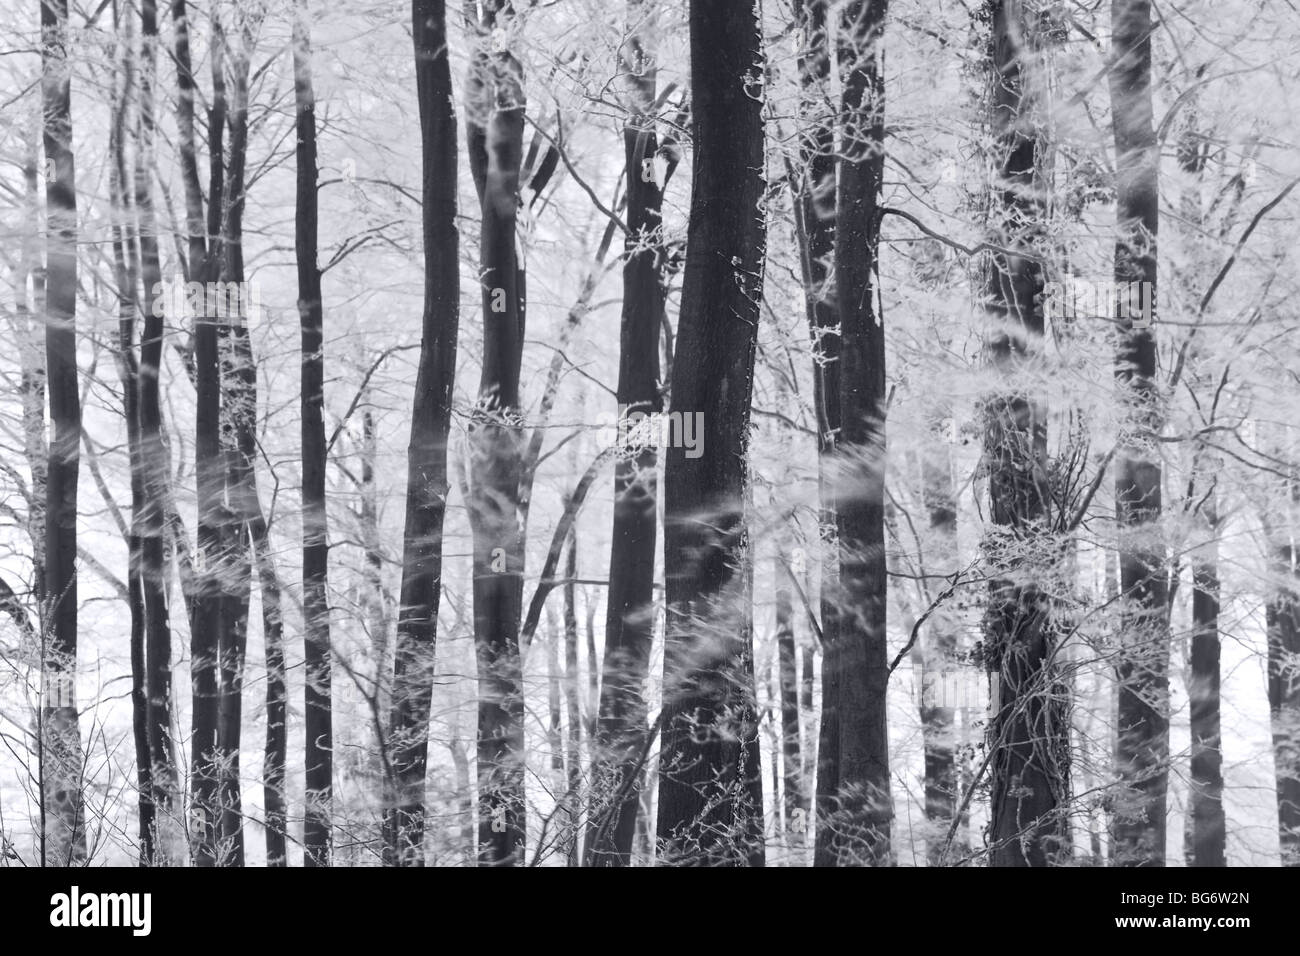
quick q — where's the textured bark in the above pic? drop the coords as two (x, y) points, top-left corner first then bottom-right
(816, 0), (892, 868)
(656, 0), (766, 868)
(981, 0), (1069, 868)
(39, 0), (87, 867)
(1110, 0), (1168, 867)
(465, 2), (527, 867)
(135, 0), (180, 862)
(1265, 471), (1300, 865)
(384, 0), (461, 866)
(1177, 114), (1225, 868)
(294, 0), (333, 869)
(187, 11), (227, 868)
(587, 0), (663, 867)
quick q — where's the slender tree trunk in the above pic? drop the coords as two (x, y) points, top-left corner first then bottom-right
(816, 0), (892, 868)
(587, 0), (663, 867)
(656, 0), (767, 868)
(135, 0), (180, 863)
(1265, 469), (1300, 865)
(1188, 472), (1224, 865)
(465, 2), (527, 867)
(1175, 114), (1225, 868)
(293, 0), (333, 869)
(385, 0), (461, 866)
(39, 0), (87, 867)
(107, 15), (153, 861)
(1110, 0), (1167, 867)
(563, 526), (582, 866)
(188, 12), (227, 868)
(981, 0), (1069, 867)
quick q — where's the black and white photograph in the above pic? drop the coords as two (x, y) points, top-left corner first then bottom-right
(0, 0), (1294, 934)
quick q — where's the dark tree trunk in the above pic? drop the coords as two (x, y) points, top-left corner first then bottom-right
(981, 0), (1069, 867)
(384, 0), (461, 866)
(656, 0), (766, 868)
(815, 0), (892, 868)
(187, 10), (227, 868)
(107, 18), (153, 861)
(293, 0), (333, 869)
(563, 528), (582, 866)
(587, 0), (663, 867)
(465, 2), (527, 867)
(39, 0), (87, 867)
(1188, 507), (1224, 865)
(135, 0), (180, 862)
(1110, 0), (1167, 867)
(1266, 474), (1300, 865)
(1176, 115), (1225, 868)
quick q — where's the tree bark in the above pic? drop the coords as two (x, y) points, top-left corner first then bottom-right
(656, 0), (767, 868)
(187, 9), (227, 868)
(981, 0), (1069, 867)
(135, 0), (181, 863)
(293, 0), (333, 869)
(39, 0), (87, 867)
(587, 0), (663, 867)
(816, 0), (892, 868)
(1110, 0), (1168, 867)
(1265, 470), (1300, 865)
(465, 1), (528, 867)
(384, 0), (461, 866)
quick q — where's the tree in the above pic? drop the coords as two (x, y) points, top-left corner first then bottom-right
(1109, 0), (1167, 867)
(815, 0), (892, 868)
(384, 0), (461, 867)
(135, 0), (180, 864)
(39, 0), (87, 867)
(464, 0), (528, 866)
(979, 0), (1069, 868)
(656, 0), (767, 868)
(294, 0), (333, 869)
(180, 0), (228, 868)
(587, 0), (665, 867)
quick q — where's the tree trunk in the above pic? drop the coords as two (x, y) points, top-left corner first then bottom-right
(1265, 469), (1300, 865)
(981, 0), (1069, 867)
(384, 0), (461, 866)
(465, 3), (527, 867)
(656, 0), (767, 868)
(39, 0), (87, 867)
(135, 0), (181, 863)
(587, 0), (663, 867)
(293, 0), (333, 869)
(1176, 112), (1225, 868)
(1110, 0), (1167, 867)
(187, 10), (227, 868)
(816, 0), (892, 868)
